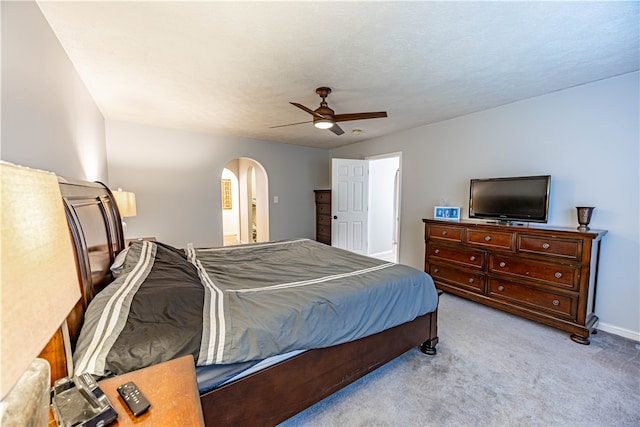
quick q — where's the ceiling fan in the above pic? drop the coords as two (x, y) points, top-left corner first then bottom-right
(271, 87), (387, 136)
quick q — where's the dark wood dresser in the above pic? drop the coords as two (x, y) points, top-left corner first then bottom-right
(314, 190), (331, 245)
(423, 219), (607, 344)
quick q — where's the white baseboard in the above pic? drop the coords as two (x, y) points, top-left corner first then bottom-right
(597, 322), (640, 342)
(368, 250), (393, 258)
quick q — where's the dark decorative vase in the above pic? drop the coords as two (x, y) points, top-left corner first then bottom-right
(576, 207), (595, 231)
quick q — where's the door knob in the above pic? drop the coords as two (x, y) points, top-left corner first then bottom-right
(333, 216), (338, 219)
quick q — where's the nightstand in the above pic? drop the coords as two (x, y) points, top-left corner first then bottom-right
(50, 355), (204, 426)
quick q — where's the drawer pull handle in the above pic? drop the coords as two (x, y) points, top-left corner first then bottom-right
(542, 243), (550, 249)
(499, 261), (506, 268)
(554, 272), (562, 279)
(484, 236), (492, 241)
(469, 256), (476, 261)
(434, 268), (440, 274)
(468, 278), (475, 284)
(442, 230), (448, 236)
(552, 299), (560, 306)
(498, 285), (505, 291)
(434, 249), (440, 254)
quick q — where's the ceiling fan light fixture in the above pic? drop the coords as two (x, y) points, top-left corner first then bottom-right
(314, 119), (334, 129)
(280, 87), (387, 135)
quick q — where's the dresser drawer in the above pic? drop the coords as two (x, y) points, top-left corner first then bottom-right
(429, 264), (485, 294)
(428, 224), (464, 242)
(428, 244), (484, 269)
(489, 254), (579, 290)
(488, 279), (577, 320)
(317, 203), (331, 215)
(317, 224), (331, 238)
(316, 235), (331, 245)
(518, 235), (583, 260)
(466, 229), (515, 251)
(317, 214), (331, 226)
(315, 191), (331, 204)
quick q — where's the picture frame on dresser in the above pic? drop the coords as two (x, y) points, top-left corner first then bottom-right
(434, 206), (460, 221)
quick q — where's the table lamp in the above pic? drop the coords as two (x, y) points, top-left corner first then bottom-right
(112, 188), (136, 236)
(0, 162), (81, 426)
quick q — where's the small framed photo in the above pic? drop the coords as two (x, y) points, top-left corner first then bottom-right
(434, 206), (460, 221)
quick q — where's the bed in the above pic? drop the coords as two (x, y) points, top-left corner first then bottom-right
(41, 177), (440, 426)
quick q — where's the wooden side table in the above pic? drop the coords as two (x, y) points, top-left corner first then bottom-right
(50, 355), (204, 426)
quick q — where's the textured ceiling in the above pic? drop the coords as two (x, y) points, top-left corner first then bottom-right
(37, 1), (639, 149)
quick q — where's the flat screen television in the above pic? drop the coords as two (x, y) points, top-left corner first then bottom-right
(469, 175), (551, 223)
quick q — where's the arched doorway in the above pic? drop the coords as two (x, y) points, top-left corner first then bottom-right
(221, 158), (269, 245)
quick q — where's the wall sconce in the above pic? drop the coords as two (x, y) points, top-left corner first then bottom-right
(1, 162), (81, 426)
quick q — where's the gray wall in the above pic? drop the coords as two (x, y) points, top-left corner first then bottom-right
(106, 120), (329, 248)
(332, 72), (640, 340)
(1, 1), (107, 181)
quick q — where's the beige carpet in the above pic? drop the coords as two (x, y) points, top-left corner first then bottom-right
(280, 293), (640, 426)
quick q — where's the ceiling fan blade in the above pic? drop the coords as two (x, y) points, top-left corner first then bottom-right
(333, 112), (388, 122)
(290, 102), (324, 118)
(269, 120), (313, 129)
(329, 123), (345, 136)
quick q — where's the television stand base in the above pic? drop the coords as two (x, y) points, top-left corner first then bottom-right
(486, 220), (529, 227)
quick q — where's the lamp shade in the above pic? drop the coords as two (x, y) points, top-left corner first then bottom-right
(0, 162), (81, 399)
(113, 189), (137, 218)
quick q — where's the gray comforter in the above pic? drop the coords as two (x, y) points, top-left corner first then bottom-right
(73, 239), (438, 378)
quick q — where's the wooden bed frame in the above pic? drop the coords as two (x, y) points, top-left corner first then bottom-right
(40, 177), (439, 426)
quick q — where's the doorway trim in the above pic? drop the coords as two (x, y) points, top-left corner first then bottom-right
(366, 152), (402, 263)
(221, 157), (269, 245)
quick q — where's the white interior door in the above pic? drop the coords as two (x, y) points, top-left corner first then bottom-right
(331, 158), (369, 254)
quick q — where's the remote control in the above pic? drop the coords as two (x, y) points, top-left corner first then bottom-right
(117, 381), (151, 416)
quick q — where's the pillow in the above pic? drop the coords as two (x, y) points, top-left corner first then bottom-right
(110, 247), (129, 277)
(115, 240), (188, 275)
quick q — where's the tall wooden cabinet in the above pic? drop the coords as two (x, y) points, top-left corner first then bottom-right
(314, 190), (331, 245)
(423, 219), (607, 344)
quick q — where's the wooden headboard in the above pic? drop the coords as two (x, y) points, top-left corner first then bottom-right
(39, 177), (125, 383)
